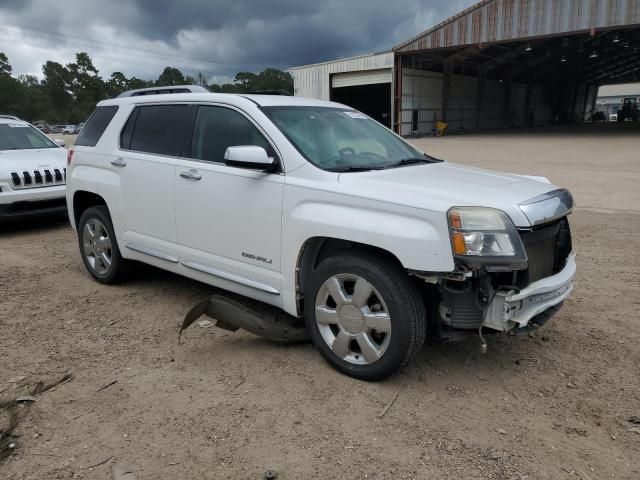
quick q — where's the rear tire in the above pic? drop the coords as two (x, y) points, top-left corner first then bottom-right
(77, 205), (130, 284)
(304, 251), (427, 381)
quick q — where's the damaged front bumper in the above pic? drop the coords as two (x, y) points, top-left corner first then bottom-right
(483, 252), (576, 332)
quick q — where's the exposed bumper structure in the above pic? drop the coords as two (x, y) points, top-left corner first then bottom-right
(483, 252), (576, 332)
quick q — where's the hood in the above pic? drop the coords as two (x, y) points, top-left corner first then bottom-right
(0, 148), (67, 178)
(337, 161), (563, 227)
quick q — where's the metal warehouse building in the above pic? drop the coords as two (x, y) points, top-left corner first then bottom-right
(291, 0), (640, 136)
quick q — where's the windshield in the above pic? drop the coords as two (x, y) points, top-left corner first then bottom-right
(262, 106), (437, 171)
(0, 123), (58, 151)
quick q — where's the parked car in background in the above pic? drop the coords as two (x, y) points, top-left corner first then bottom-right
(0, 117), (68, 221)
(66, 88), (576, 380)
(609, 113), (618, 122)
(50, 125), (64, 134)
(36, 125), (52, 134)
(63, 125), (77, 134)
(76, 123), (86, 134)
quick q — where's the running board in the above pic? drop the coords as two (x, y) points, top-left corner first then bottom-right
(125, 243), (179, 263)
(182, 260), (279, 295)
(179, 292), (309, 344)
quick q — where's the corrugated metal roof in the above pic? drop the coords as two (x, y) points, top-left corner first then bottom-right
(597, 82), (640, 96)
(290, 51), (392, 70)
(395, 0), (640, 53)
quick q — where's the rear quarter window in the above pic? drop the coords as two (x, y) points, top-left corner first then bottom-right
(75, 105), (119, 147)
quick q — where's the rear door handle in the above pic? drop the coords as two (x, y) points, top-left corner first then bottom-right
(180, 169), (202, 181)
(111, 158), (127, 167)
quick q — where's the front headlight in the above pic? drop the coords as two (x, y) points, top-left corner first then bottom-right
(448, 207), (523, 259)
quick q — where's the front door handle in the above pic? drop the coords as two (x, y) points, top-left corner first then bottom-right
(111, 158), (127, 167)
(180, 169), (202, 181)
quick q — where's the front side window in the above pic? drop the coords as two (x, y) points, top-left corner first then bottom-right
(128, 104), (191, 157)
(190, 106), (271, 163)
(263, 106), (434, 171)
(0, 123), (58, 151)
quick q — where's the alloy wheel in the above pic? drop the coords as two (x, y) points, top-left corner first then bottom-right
(82, 218), (113, 275)
(314, 274), (392, 365)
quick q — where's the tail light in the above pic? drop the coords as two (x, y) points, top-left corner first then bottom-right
(67, 148), (74, 166)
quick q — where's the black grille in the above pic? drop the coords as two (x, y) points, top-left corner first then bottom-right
(517, 217), (572, 287)
(10, 168), (66, 189)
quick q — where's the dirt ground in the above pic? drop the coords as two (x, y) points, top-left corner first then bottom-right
(2, 124), (639, 479)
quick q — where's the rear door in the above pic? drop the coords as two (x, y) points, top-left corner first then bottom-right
(104, 103), (193, 263)
(173, 104), (284, 299)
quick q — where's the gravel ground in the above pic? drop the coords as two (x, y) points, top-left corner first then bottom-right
(2, 124), (639, 479)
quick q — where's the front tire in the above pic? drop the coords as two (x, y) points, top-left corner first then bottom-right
(304, 251), (427, 381)
(77, 206), (130, 284)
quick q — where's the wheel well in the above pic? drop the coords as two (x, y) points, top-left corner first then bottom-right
(73, 191), (107, 230)
(295, 237), (404, 316)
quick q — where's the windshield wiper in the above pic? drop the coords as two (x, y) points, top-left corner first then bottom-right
(382, 156), (442, 169)
(329, 165), (385, 172)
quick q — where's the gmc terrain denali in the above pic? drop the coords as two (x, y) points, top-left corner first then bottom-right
(67, 86), (575, 380)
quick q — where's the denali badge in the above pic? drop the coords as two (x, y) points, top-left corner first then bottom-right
(242, 252), (273, 264)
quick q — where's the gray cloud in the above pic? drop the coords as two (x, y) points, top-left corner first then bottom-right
(0, 0), (475, 81)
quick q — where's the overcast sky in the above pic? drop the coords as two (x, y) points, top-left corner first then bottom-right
(0, 0), (475, 83)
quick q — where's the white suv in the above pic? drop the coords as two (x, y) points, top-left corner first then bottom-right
(1, 116), (68, 221)
(66, 87), (576, 380)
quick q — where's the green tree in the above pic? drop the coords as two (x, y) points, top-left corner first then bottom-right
(233, 71), (258, 91)
(0, 52), (12, 76)
(107, 71), (129, 97)
(254, 68), (293, 93)
(157, 67), (186, 86)
(0, 53), (23, 117)
(42, 60), (71, 120)
(208, 68), (293, 94)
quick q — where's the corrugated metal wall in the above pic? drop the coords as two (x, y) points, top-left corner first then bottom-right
(396, 0), (640, 53)
(291, 52), (394, 100)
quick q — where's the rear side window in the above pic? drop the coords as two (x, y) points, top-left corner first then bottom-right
(127, 104), (191, 157)
(75, 105), (119, 147)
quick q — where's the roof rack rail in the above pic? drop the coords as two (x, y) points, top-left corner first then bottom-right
(246, 89), (293, 96)
(116, 85), (210, 98)
(0, 115), (21, 121)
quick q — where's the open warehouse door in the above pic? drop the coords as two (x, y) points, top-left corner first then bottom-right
(330, 69), (392, 127)
(393, 0), (640, 136)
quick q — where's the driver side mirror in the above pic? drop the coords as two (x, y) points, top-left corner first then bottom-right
(224, 146), (277, 172)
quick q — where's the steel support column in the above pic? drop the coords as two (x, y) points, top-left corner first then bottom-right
(442, 59), (453, 123)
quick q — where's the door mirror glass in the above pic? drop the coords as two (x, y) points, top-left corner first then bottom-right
(224, 146), (276, 171)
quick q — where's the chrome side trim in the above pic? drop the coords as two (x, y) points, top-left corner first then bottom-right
(182, 260), (280, 295)
(125, 243), (179, 263)
(519, 188), (574, 226)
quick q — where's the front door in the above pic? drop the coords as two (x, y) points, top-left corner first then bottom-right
(174, 104), (284, 296)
